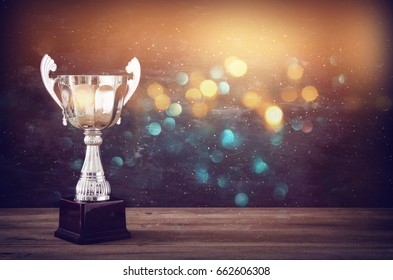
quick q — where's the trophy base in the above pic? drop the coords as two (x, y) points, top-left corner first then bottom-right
(54, 197), (131, 245)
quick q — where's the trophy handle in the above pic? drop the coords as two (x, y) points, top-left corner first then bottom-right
(124, 57), (141, 105)
(40, 54), (67, 126)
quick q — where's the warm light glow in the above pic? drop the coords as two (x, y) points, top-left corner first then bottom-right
(189, 71), (206, 87)
(147, 83), (164, 99)
(280, 87), (297, 102)
(185, 88), (202, 102)
(200, 79), (218, 98)
(192, 102), (209, 118)
(154, 94), (171, 111)
(301, 85), (318, 102)
(225, 56), (247, 77)
(242, 91), (261, 109)
(287, 63), (304, 80)
(264, 105), (283, 126)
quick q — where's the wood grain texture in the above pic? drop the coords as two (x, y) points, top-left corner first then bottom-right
(1, 208), (393, 259)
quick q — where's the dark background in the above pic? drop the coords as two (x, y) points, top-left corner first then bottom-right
(1, 0), (392, 207)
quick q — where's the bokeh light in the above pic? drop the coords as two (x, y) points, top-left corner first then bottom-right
(220, 129), (242, 150)
(280, 87), (297, 102)
(210, 149), (224, 163)
(210, 65), (224, 80)
(166, 102), (182, 117)
(235, 192), (249, 207)
(163, 117), (176, 130)
(218, 81), (230, 95)
(301, 85), (318, 102)
(189, 71), (205, 87)
(217, 176), (230, 188)
(185, 88), (203, 102)
(147, 122), (162, 136)
(287, 63), (304, 80)
(225, 56), (248, 77)
(147, 82), (164, 99)
(264, 105), (283, 126)
(273, 183), (288, 201)
(191, 102), (209, 118)
(176, 72), (189, 85)
(252, 156), (269, 174)
(270, 134), (283, 146)
(221, 129), (234, 146)
(7, 1), (393, 210)
(154, 94), (171, 111)
(200, 79), (218, 98)
(338, 73), (346, 85)
(111, 156), (124, 167)
(291, 118), (303, 131)
(301, 120), (313, 133)
(242, 91), (261, 109)
(195, 164), (209, 183)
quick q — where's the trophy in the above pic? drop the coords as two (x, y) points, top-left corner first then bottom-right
(40, 54), (141, 244)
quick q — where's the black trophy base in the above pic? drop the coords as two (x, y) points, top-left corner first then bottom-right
(54, 197), (131, 245)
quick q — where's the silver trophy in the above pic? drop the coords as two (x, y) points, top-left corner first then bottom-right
(40, 54), (140, 244)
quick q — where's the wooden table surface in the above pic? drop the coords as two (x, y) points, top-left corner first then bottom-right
(1, 208), (393, 260)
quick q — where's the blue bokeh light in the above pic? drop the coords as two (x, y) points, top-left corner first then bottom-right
(273, 183), (289, 201)
(220, 129), (242, 150)
(210, 65), (224, 79)
(111, 156), (124, 167)
(252, 156), (269, 174)
(147, 122), (162, 136)
(210, 149), (224, 163)
(163, 117), (176, 130)
(218, 81), (230, 95)
(176, 71), (189, 85)
(235, 192), (249, 207)
(195, 164), (209, 183)
(217, 176), (230, 188)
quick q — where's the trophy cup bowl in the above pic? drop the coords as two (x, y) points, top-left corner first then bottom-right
(40, 54), (141, 244)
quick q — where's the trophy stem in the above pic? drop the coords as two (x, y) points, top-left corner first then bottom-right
(75, 129), (111, 202)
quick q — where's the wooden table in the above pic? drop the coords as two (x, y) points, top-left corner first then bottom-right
(1, 208), (393, 259)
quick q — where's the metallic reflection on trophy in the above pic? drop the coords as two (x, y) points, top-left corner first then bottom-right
(40, 54), (141, 202)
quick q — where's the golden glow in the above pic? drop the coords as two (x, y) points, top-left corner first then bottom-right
(147, 83), (164, 99)
(280, 87), (297, 102)
(242, 91), (261, 109)
(192, 102), (209, 118)
(301, 86), (318, 102)
(185, 88), (202, 102)
(287, 63), (304, 80)
(264, 105), (283, 126)
(200, 79), (218, 98)
(154, 94), (171, 111)
(225, 56), (247, 77)
(189, 71), (206, 88)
